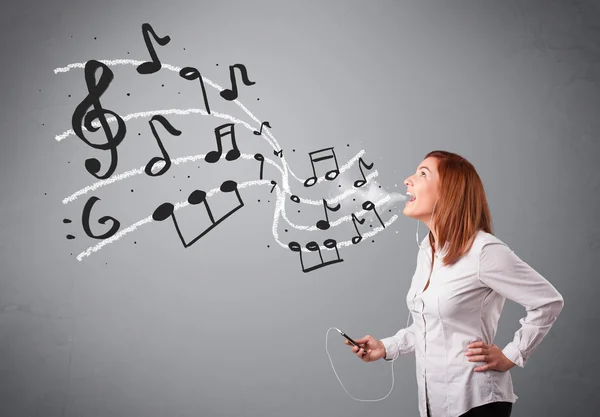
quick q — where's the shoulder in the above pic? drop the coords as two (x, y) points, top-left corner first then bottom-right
(472, 230), (509, 253)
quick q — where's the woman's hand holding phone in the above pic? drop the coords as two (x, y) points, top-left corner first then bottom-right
(343, 334), (386, 362)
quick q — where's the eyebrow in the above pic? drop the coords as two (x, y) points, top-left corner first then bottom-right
(418, 166), (431, 173)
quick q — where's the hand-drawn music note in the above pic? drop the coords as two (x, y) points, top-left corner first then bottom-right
(290, 195), (300, 203)
(354, 157), (374, 188)
(253, 121), (271, 135)
(254, 153), (265, 180)
(82, 196), (120, 239)
(152, 180), (244, 248)
(362, 200), (385, 228)
(179, 66), (211, 114)
(288, 239), (344, 273)
(303, 147), (340, 187)
(351, 213), (367, 244)
(71, 60), (127, 180)
(136, 23), (171, 75)
(273, 149), (283, 158)
(205, 123), (241, 163)
(316, 199), (341, 230)
(220, 64), (256, 101)
(270, 180), (277, 193)
(145, 115), (182, 177)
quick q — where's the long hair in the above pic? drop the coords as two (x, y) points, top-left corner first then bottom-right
(425, 150), (493, 267)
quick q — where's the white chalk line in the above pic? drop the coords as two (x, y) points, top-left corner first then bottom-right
(62, 150), (374, 206)
(75, 179), (399, 261)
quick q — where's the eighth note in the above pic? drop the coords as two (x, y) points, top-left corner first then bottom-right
(254, 153), (265, 180)
(253, 121), (271, 135)
(205, 123), (241, 163)
(220, 64), (255, 101)
(354, 157), (374, 188)
(145, 115), (182, 177)
(362, 200), (385, 228)
(316, 199), (341, 231)
(136, 23), (171, 75)
(351, 213), (366, 244)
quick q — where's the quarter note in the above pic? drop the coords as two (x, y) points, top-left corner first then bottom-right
(316, 199), (341, 230)
(71, 59), (127, 179)
(351, 213), (366, 244)
(136, 23), (171, 75)
(82, 196), (120, 239)
(253, 121), (271, 135)
(220, 64), (256, 101)
(145, 115), (182, 177)
(353, 157), (374, 188)
(288, 239), (344, 273)
(303, 147), (340, 187)
(362, 200), (385, 228)
(205, 123), (241, 163)
(254, 153), (265, 180)
(179, 66), (211, 114)
(152, 180), (244, 248)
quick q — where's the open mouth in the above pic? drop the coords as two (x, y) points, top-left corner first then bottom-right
(406, 196), (416, 204)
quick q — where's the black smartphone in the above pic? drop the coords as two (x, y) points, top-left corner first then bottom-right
(336, 328), (362, 349)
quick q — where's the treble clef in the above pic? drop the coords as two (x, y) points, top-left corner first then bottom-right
(71, 59), (127, 179)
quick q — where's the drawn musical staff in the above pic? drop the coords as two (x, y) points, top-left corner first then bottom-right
(353, 157), (374, 188)
(71, 59), (127, 180)
(205, 123), (241, 163)
(290, 195), (300, 203)
(254, 153), (265, 180)
(179, 66), (211, 114)
(288, 239), (344, 273)
(351, 213), (366, 244)
(145, 115), (182, 177)
(303, 147), (340, 187)
(273, 149), (283, 158)
(82, 196), (120, 239)
(253, 121), (271, 135)
(136, 23), (171, 75)
(152, 180), (244, 248)
(362, 200), (385, 228)
(220, 64), (256, 101)
(270, 180), (277, 193)
(316, 199), (341, 230)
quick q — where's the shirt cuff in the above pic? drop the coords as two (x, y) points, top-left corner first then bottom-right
(502, 342), (525, 368)
(381, 337), (397, 361)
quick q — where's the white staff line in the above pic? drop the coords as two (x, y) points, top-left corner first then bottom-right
(75, 179), (399, 261)
(61, 150), (374, 206)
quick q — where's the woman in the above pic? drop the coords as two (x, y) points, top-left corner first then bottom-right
(344, 150), (564, 417)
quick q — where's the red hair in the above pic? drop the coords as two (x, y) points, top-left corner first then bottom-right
(424, 150), (493, 267)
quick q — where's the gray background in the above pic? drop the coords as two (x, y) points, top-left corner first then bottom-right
(0, 0), (598, 416)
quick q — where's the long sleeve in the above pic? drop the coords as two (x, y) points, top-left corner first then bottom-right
(380, 321), (417, 361)
(478, 241), (564, 368)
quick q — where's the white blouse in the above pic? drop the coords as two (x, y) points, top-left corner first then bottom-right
(380, 230), (564, 417)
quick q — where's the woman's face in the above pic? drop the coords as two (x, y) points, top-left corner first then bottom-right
(403, 157), (440, 224)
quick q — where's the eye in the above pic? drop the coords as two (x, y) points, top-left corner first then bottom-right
(420, 171), (426, 177)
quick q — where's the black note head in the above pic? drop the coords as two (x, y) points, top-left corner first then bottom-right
(84, 158), (101, 176)
(254, 153), (264, 162)
(188, 190), (207, 205)
(306, 241), (320, 252)
(362, 201), (375, 211)
(288, 241), (302, 252)
(316, 220), (330, 231)
(179, 67), (200, 81)
(152, 202), (175, 222)
(220, 180), (238, 193)
(323, 239), (338, 249)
